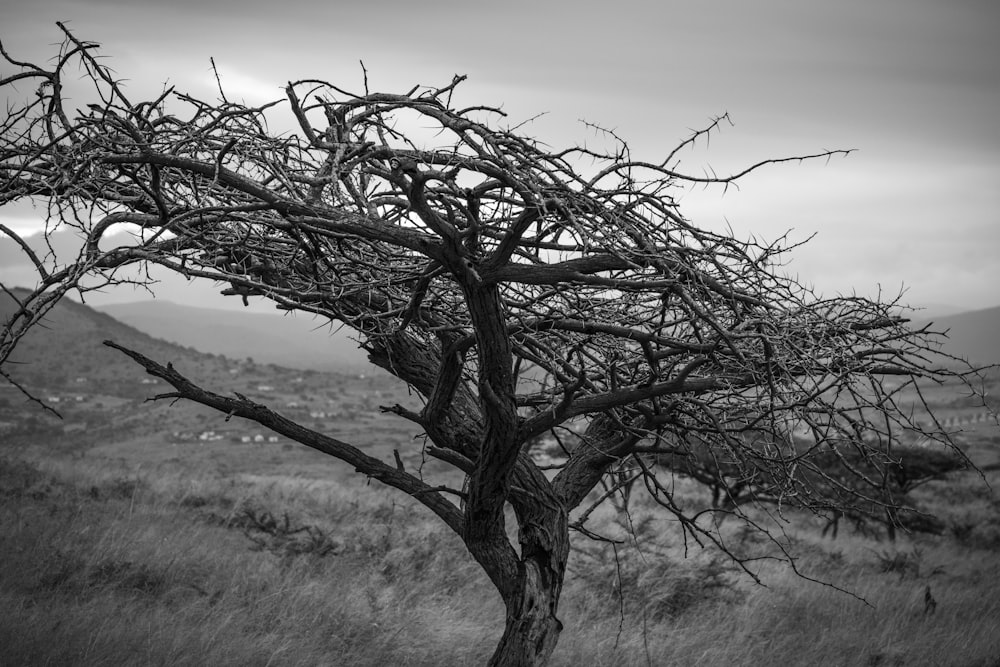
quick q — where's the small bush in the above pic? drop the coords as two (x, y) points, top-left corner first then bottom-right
(88, 477), (145, 501)
(233, 504), (341, 560)
(951, 518), (1000, 551)
(0, 457), (52, 501)
(871, 547), (924, 579)
(179, 494), (211, 508)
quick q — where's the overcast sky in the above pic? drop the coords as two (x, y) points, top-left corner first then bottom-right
(2, 0), (999, 312)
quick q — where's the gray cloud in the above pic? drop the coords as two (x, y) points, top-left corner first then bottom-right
(3, 0), (998, 309)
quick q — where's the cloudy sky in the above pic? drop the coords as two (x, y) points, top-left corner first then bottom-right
(2, 0), (999, 312)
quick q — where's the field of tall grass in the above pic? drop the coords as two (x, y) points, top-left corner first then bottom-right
(2, 432), (999, 666)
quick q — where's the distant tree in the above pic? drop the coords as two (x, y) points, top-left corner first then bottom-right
(0, 26), (990, 665)
(647, 426), (965, 540)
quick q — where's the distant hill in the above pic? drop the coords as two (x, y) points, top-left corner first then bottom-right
(0, 287), (418, 459)
(2, 230), (368, 372)
(97, 301), (367, 371)
(909, 303), (973, 320)
(910, 305), (1000, 366)
(0, 288), (230, 398)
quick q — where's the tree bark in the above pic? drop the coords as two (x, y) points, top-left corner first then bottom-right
(489, 576), (564, 667)
(487, 514), (568, 667)
(480, 455), (569, 666)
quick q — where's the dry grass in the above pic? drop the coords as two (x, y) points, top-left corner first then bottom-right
(2, 446), (999, 667)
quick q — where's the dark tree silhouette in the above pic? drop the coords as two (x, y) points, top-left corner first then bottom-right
(0, 26), (987, 665)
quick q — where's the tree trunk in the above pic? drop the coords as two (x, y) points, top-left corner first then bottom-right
(486, 470), (570, 667)
(488, 558), (565, 667)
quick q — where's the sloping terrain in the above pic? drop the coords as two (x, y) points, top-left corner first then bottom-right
(911, 304), (1000, 366)
(1, 288), (224, 397)
(0, 288), (423, 473)
(2, 231), (366, 372)
(97, 300), (364, 371)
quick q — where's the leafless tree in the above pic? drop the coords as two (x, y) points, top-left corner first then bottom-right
(0, 26), (987, 665)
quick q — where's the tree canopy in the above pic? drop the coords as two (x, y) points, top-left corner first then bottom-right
(0, 25), (987, 665)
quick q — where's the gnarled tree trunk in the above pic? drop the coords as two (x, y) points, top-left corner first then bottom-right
(488, 506), (569, 667)
(491, 576), (564, 666)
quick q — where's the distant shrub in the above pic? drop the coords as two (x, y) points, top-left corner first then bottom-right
(179, 494), (210, 508)
(871, 547), (926, 579)
(950, 516), (1000, 551)
(88, 477), (144, 501)
(176, 490), (236, 512)
(233, 504), (340, 560)
(0, 457), (51, 500)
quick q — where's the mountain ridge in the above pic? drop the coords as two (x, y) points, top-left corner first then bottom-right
(0, 288), (234, 400)
(96, 300), (367, 371)
(908, 304), (1000, 366)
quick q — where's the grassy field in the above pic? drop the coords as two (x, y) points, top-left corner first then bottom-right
(2, 415), (999, 667)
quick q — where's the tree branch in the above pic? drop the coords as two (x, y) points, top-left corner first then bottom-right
(102, 339), (465, 535)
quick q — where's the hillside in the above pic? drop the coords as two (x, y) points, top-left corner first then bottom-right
(97, 300), (365, 371)
(3, 230), (365, 372)
(0, 288), (423, 469)
(1, 288), (229, 398)
(911, 304), (1000, 366)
